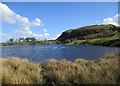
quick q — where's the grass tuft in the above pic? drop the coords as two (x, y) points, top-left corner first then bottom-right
(0, 53), (119, 85)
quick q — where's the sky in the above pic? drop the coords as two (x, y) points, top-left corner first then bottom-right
(0, 2), (119, 42)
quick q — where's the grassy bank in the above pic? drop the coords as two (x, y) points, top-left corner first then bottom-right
(66, 32), (120, 47)
(0, 53), (120, 85)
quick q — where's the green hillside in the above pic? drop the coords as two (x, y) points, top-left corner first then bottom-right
(56, 24), (120, 47)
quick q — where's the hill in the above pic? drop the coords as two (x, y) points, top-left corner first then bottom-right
(56, 24), (120, 47)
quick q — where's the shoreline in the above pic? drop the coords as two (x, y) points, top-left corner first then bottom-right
(0, 43), (120, 48)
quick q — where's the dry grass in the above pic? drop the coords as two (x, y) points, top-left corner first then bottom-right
(41, 54), (119, 85)
(0, 57), (42, 84)
(0, 54), (119, 85)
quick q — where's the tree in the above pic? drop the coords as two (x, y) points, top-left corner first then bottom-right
(25, 37), (36, 42)
(31, 38), (36, 42)
(9, 39), (14, 42)
(25, 37), (31, 42)
(18, 38), (25, 42)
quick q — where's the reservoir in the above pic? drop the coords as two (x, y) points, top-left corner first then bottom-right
(1, 44), (119, 62)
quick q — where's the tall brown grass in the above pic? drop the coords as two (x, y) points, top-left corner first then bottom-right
(0, 57), (42, 84)
(0, 53), (119, 85)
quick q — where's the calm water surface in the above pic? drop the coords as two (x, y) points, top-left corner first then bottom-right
(0, 44), (119, 62)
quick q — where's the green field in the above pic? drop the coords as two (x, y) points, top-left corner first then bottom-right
(67, 32), (119, 47)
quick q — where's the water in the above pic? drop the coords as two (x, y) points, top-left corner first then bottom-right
(0, 44), (119, 62)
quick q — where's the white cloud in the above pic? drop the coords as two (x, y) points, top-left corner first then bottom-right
(0, 2), (43, 27)
(44, 33), (49, 36)
(0, 2), (15, 24)
(103, 14), (119, 26)
(0, 2), (44, 39)
(43, 29), (47, 32)
(15, 28), (50, 40)
(96, 20), (100, 23)
(0, 33), (12, 42)
(43, 32), (50, 39)
(50, 33), (61, 40)
(32, 18), (42, 26)
(15, 28), (33, 35)
(0, 33), (6, 37)
(33, 34), (44, 38)
(56, 34), (61, 38)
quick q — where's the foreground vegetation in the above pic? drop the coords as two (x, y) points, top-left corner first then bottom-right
(0, 53), (119, 85)
(0, 58), (42, 84)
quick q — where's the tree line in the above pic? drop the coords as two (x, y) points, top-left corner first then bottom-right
(8, 37), (37, 42)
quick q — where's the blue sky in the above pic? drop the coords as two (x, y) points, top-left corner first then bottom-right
(0, 2), (118, 42)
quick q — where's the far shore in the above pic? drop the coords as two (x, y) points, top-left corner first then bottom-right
(0, 41), (120, 48)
